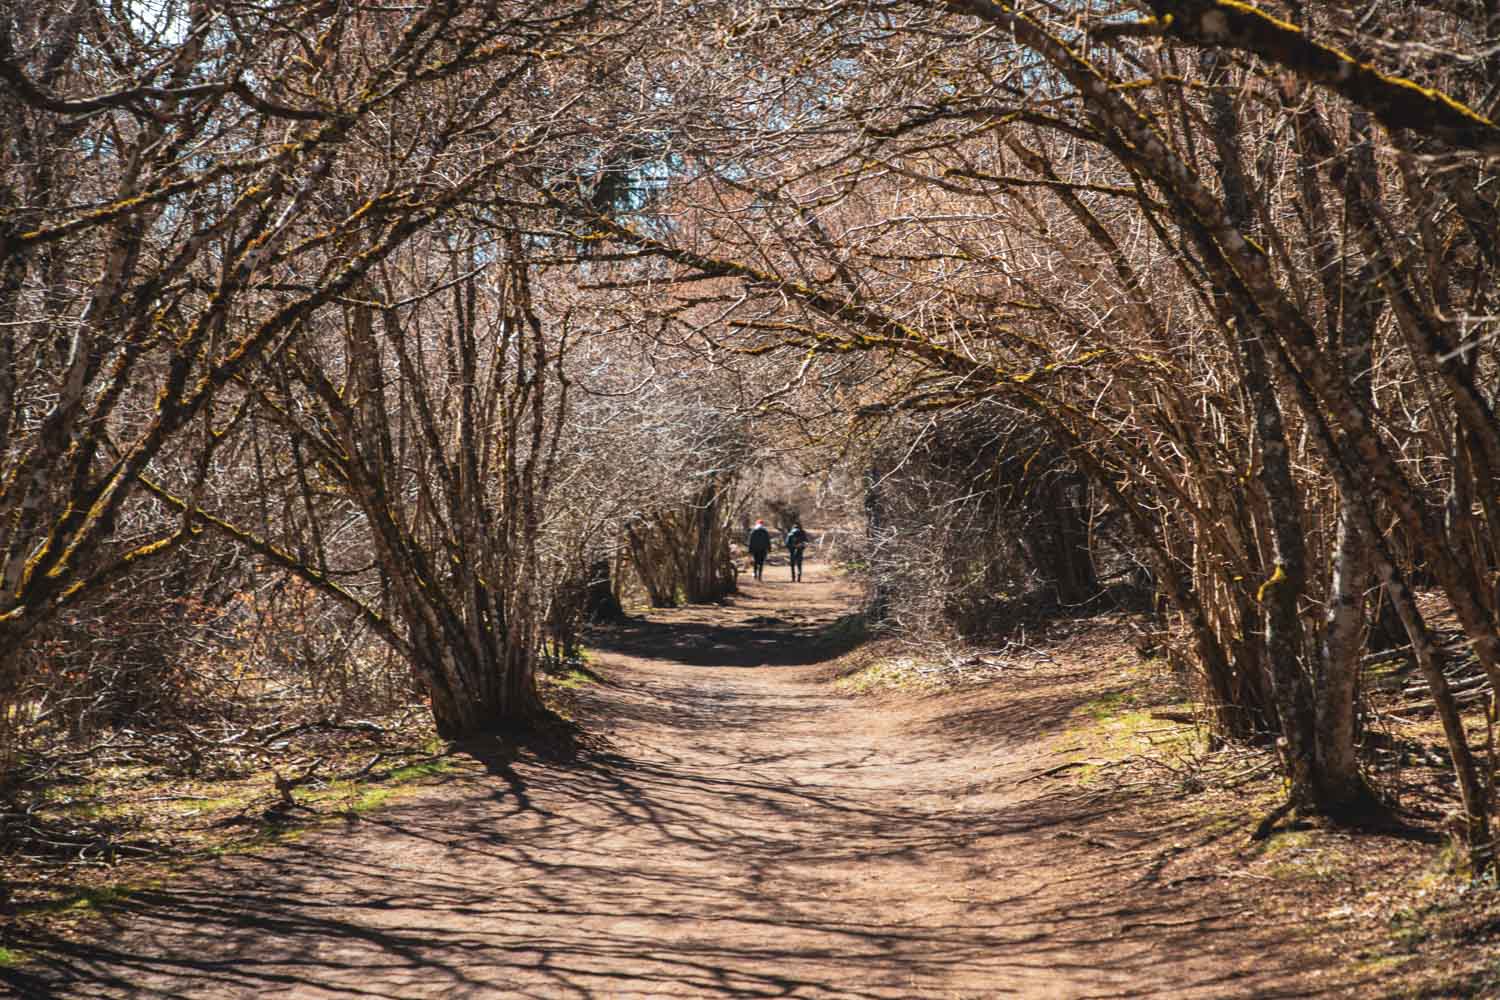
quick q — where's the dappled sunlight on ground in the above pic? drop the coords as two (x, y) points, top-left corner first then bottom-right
(4, 562), (1360, 998)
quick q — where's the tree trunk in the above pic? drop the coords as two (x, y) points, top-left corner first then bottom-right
(1313, 253), (1384, 810)
(1204, 51), (1319, 804)
(626, 518), (680, 607)
(584, 558), (624, 622)
(864, 464), (890, 620)
(683, 474), (736, 603)
(1262, 294), (1491, 856)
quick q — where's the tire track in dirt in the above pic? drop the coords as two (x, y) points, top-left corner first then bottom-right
(4, 564), (1347, 998)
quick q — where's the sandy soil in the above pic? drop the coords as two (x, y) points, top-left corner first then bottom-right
(3, 563), (1359, 999)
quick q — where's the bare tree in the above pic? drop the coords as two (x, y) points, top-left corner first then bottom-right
(1, 1), (642, 737)
(540, 0), (1499, 858)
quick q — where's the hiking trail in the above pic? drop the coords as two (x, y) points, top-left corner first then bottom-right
(7, 562), (1338, 998)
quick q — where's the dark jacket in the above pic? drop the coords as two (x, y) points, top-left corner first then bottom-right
(785, 526), (807, 552)
(748, 525), (771, 555)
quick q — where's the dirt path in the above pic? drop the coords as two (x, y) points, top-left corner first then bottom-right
(6, 565), (1349, 998)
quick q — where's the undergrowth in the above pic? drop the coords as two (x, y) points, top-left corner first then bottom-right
(0, 710), (453, 955)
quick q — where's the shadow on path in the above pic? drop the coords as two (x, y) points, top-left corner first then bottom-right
(1, 569), (1363, 999)
(589, 583), (864, 669)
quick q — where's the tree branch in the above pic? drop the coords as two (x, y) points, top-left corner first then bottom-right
(1143, 0), (1500, 152)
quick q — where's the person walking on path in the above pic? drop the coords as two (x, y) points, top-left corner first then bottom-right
(747, 519), (772, 581)
(785, 522), (808, 582)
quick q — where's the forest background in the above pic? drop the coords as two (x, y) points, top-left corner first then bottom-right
(3, 0), (1500, 962)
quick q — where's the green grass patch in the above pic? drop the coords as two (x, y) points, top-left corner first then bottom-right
(65, 885), (132, 911)
(352, 786), (394, 812)
(546, 669), (597, 691)
(304, 755), (455, 816)
(1068, 759), (1108, 785)
(53, 799), (119, 820)
(189, 793), (255, 811)
(835, 656), (929, 694)
(1064, 690), (1202, 761)
(541, 647), (606, 688)
(0, 947), (25, 967)
(1250, 830), (1351, 881)
(162, 790), (259, 817)
(387, 759), (451, 782)
(1082, 688), (1144, 719)
(41, 775), (134, 821)
(1253, 829), (1317, 856)
(1043, 681), (1207, 790)
(26, 883), (137, 917)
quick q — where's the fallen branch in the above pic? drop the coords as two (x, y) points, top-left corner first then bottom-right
(1017, 758), (1112, 783)
(1055, 829), (1133, 851)
(273, 758), (324, 805)
(1150, 710), (1198, 724)
(1250, 800), (1296, 841)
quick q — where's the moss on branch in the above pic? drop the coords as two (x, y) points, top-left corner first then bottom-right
(1144, 0), (1500, 152)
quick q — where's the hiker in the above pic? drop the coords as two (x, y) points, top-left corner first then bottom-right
(785, 522), (808, 582)
(747, 519), (772, 580)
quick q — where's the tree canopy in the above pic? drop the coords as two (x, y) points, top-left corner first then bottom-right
(3, 0), (1498, 863)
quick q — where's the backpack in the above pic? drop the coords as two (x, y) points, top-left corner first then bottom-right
(785, 526), (806, 550)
